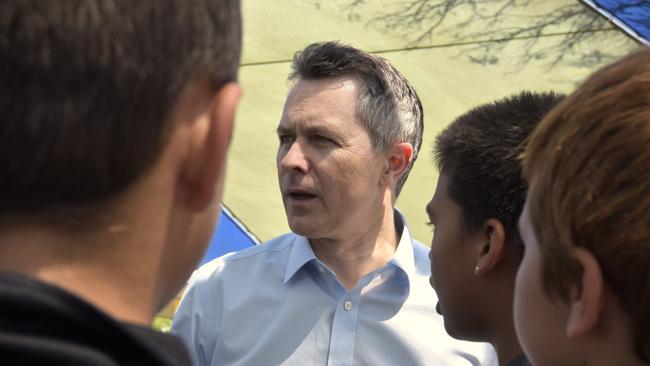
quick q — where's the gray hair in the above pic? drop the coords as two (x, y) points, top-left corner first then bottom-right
(289, 41), (424, 196)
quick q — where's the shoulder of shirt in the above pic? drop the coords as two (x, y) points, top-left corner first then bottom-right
(189, 232), (297, 281)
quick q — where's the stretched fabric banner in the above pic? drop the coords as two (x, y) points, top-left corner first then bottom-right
(581, 0), (650, 45)
(199, 205), (259, 266)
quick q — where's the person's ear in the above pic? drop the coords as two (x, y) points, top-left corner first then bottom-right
(181, 82), (242, 211)
(381, 142), (413, 187)
(474, 218), (506, 276)
(565, 247), (604, 338)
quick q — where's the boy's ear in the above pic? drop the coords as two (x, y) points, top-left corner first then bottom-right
(474, 218), (506, 276)
(565, 247), (604, 338)
(381, 142), (413, 187)
(180, 82), (242, 211)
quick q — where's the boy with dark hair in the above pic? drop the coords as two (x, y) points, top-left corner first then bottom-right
(426, 91), (564, 366)
(517, 49), (650, 366)
(0, 1), (242, 364)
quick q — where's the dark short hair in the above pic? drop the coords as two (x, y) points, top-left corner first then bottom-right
(523, 49), (650, 361)
(0, 0), (241, 215)
(289, 41), (423, 196)
(434, 91), (564, 249)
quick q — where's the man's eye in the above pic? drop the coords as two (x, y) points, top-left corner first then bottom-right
(313, 135), (335, 145)
(278, 135), (294, 144)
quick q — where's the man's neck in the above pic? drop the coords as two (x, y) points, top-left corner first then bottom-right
(0, 224), (162, 326)
(310, 205), (399, 291)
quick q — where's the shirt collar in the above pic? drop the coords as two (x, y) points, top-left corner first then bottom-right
(388, 209), (416, 281)
(282, 209), (417, 284)
(283, 235), (317, 284)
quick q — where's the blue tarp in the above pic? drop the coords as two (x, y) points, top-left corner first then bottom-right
(199, 206), (259, 266)
(590, 0), (650, 43)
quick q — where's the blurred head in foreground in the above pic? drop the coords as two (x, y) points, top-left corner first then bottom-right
(0, 0), (242, 323)
(516, 49), (650, 366)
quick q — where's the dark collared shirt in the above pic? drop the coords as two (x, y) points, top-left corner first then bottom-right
(507, 353), (532, 366)
(0, 273), (190, 366)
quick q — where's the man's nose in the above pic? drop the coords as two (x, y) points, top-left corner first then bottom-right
(280, 140), (309, 173)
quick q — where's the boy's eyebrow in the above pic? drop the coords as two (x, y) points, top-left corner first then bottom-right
(425, 202), (435, 219)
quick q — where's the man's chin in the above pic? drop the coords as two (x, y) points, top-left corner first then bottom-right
(287, 219), (321, 238)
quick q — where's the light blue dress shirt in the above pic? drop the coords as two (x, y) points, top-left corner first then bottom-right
(172, 212), (496, 366)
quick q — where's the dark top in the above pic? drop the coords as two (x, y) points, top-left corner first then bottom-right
(507, 353), (531, 366)
(0, 273), (191, 365)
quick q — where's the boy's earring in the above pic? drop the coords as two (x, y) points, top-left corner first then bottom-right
(474, 266), (480, 275)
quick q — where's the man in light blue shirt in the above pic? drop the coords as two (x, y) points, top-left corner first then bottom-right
(172, 41), (495, 366)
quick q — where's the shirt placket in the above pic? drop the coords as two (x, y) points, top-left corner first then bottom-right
(325, 272), (379, 366)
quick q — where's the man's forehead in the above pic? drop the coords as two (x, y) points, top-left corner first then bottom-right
(279, 96), (358, 136)
(290, 76), (359, 95)
(277, 115), (346, 134)
(283, 78), (358, 109)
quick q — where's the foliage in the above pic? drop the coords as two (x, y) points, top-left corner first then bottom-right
(152, 316), (172, 333)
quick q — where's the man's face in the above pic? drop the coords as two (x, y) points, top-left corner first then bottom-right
(276, 77), (385, 240)
(515, 200), (570, 366)
(426, 173), (483, 340)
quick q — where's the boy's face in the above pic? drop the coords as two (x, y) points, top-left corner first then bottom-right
(515, 200), (572, 366)
(426, 173), (484, 340)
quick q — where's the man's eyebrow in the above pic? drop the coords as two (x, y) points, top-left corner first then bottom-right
(276, 126), (292, 135)
(303, 125), (339, 137)
(277, 122), (344, 139)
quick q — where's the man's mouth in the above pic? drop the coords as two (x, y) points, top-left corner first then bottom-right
(287, 190), (317, 201)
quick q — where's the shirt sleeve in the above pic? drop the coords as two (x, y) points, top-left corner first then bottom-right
(171, 267), (222, 366)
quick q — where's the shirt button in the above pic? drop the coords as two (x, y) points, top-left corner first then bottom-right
(344, 300), (352, 311)
(318, 265), (325, 273)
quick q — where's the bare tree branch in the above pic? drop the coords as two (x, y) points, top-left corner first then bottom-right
(330, 0), (638, 69)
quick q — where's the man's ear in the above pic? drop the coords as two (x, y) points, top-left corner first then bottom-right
(381, 142), (413, 187)
(474, 218), (506, 276)
(181, 82), (242, 211)
(565, 247), (604, 338)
